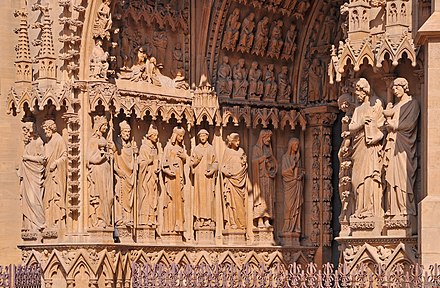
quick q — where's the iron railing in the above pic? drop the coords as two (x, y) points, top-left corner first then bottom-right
(0, 265), (41, 288)
(132, 262), (440, 288)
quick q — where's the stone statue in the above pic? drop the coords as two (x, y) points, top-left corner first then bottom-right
(221, 133), (248, 230)
(191, 129), (218, 228)
(114, 121), (137, 227)
(237, 12), (255, 54)
(122, 47), (148, 82)
(383, 78), (419, 217)
(282, 138), (305, 233)
(217, 56), (233, 98)
(89, 38), (109, 79)
(138, 125), (162, 227)
(173, 42), (184, 75)
(87, 116), (113, 228)
(263, 64), (277, 102)
(281, 24), (297, 61)
(252, 130), (278, 228)
(18, 122), (45, 232)
(252, 17), (270, 56)
(266, 20), (284, 59)
(337, 93), (355, 222)
(222, 8), (241, 51)
(162, 127), (187, 233)
(42, 119), (67, 230)
(232, 58), (248, 99)
(277, 66), (292, 103)
(248, 61), (263, 100)
(92, 0), (112, 40)
(308, 58), (322, 103)
(349, 78), (385, 219)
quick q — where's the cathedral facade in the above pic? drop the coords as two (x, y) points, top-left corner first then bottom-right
(0, 0), (438, 286)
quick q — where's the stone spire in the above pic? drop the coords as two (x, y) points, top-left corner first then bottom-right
(13, 8), (32, 84)
(32, 3), (56, 80)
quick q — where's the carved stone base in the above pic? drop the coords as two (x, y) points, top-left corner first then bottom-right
(21, 231), (39, 243)
(339, 221), (351, 237)
(279, 232), (300, 247)
(116, 226), (134, 243)
(87, 228), (114, 243)
(42, 229), (59, 243)
(19, 244), (317, 288)
(336, 236), (418, 269)
(222, 229), (246, 245)
(194, 227), (215, 245)
(350, 216), (383, 237)
(136, 226), (156, 243)
(384, 216), (413, 237)
(253, 227), (275, 246)
(161, 232), (183, 244)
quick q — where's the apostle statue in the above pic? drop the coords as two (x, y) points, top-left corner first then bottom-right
(114, 121), (137, 227)
(87, 115), (113, 228)
(252, 130), (278, 228)
(217, 56), (233, 98)
(18, 122), (45, 232)
(281, 138), (305, 233)
(349, 78), (385, 219)
(162, 127), (187, 233)
(221, 133), (249, 230)
(191, 129), (218, 229)
(138, 125), (162, 227)
(383, 77), (419, 217)
(42, 119), (67, 230)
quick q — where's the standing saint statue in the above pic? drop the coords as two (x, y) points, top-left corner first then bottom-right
(162, 127), (187, 233)
(42, 119), (67, 230)
(138, 125), (162, 227)
(87, 115), (113, 228)
(217, 56), (233, 98)
(18, 122), (46, 232)
(282, 138), (305, 233)
(252, 130), (278, 228)
(92, 0), (112, 40)
(114, 121), (137, 227)
(221, 133), (249, 230)
(349, 78), (385, 219)
(383, 77), (419, 217)
(191, 129), (218, 229)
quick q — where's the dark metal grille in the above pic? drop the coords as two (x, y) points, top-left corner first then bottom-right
(0, 265), (41, 288)
(132, 262), (440, 288)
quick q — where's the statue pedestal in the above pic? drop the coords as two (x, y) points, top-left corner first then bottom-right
(116, 226), (134, 243)
(136, 226), (156, 243)
(21, 231), (40, 243)
(384, 216), (413, 237)
(350, 217), (383, 237)
(279, 232), (300, 247)
(194, 227), (215, 245)
(161, 232), (183, 244)
(339, 220), (351, 237)
(42, 229), (59, 243)
(222, 229), (246, 245)
(253, 227), (275, 245)
(87, 228), (115, 243)
(87, 228), (114, 243)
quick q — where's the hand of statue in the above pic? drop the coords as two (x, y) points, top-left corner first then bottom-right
(50, 162), (57, 172)
(342, 116), (350, 124)
(364, 115), (372, 124)
(177, 150), (186, 160)
(205, 169), (213, 177)
(39, 156), (47, 165)
(385, 120), (397, 132)
(341, 131), (350, 138)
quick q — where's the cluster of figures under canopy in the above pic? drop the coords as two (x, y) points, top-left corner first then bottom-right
(19, 112), (306, 244)
(337, 77), (419, 235)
